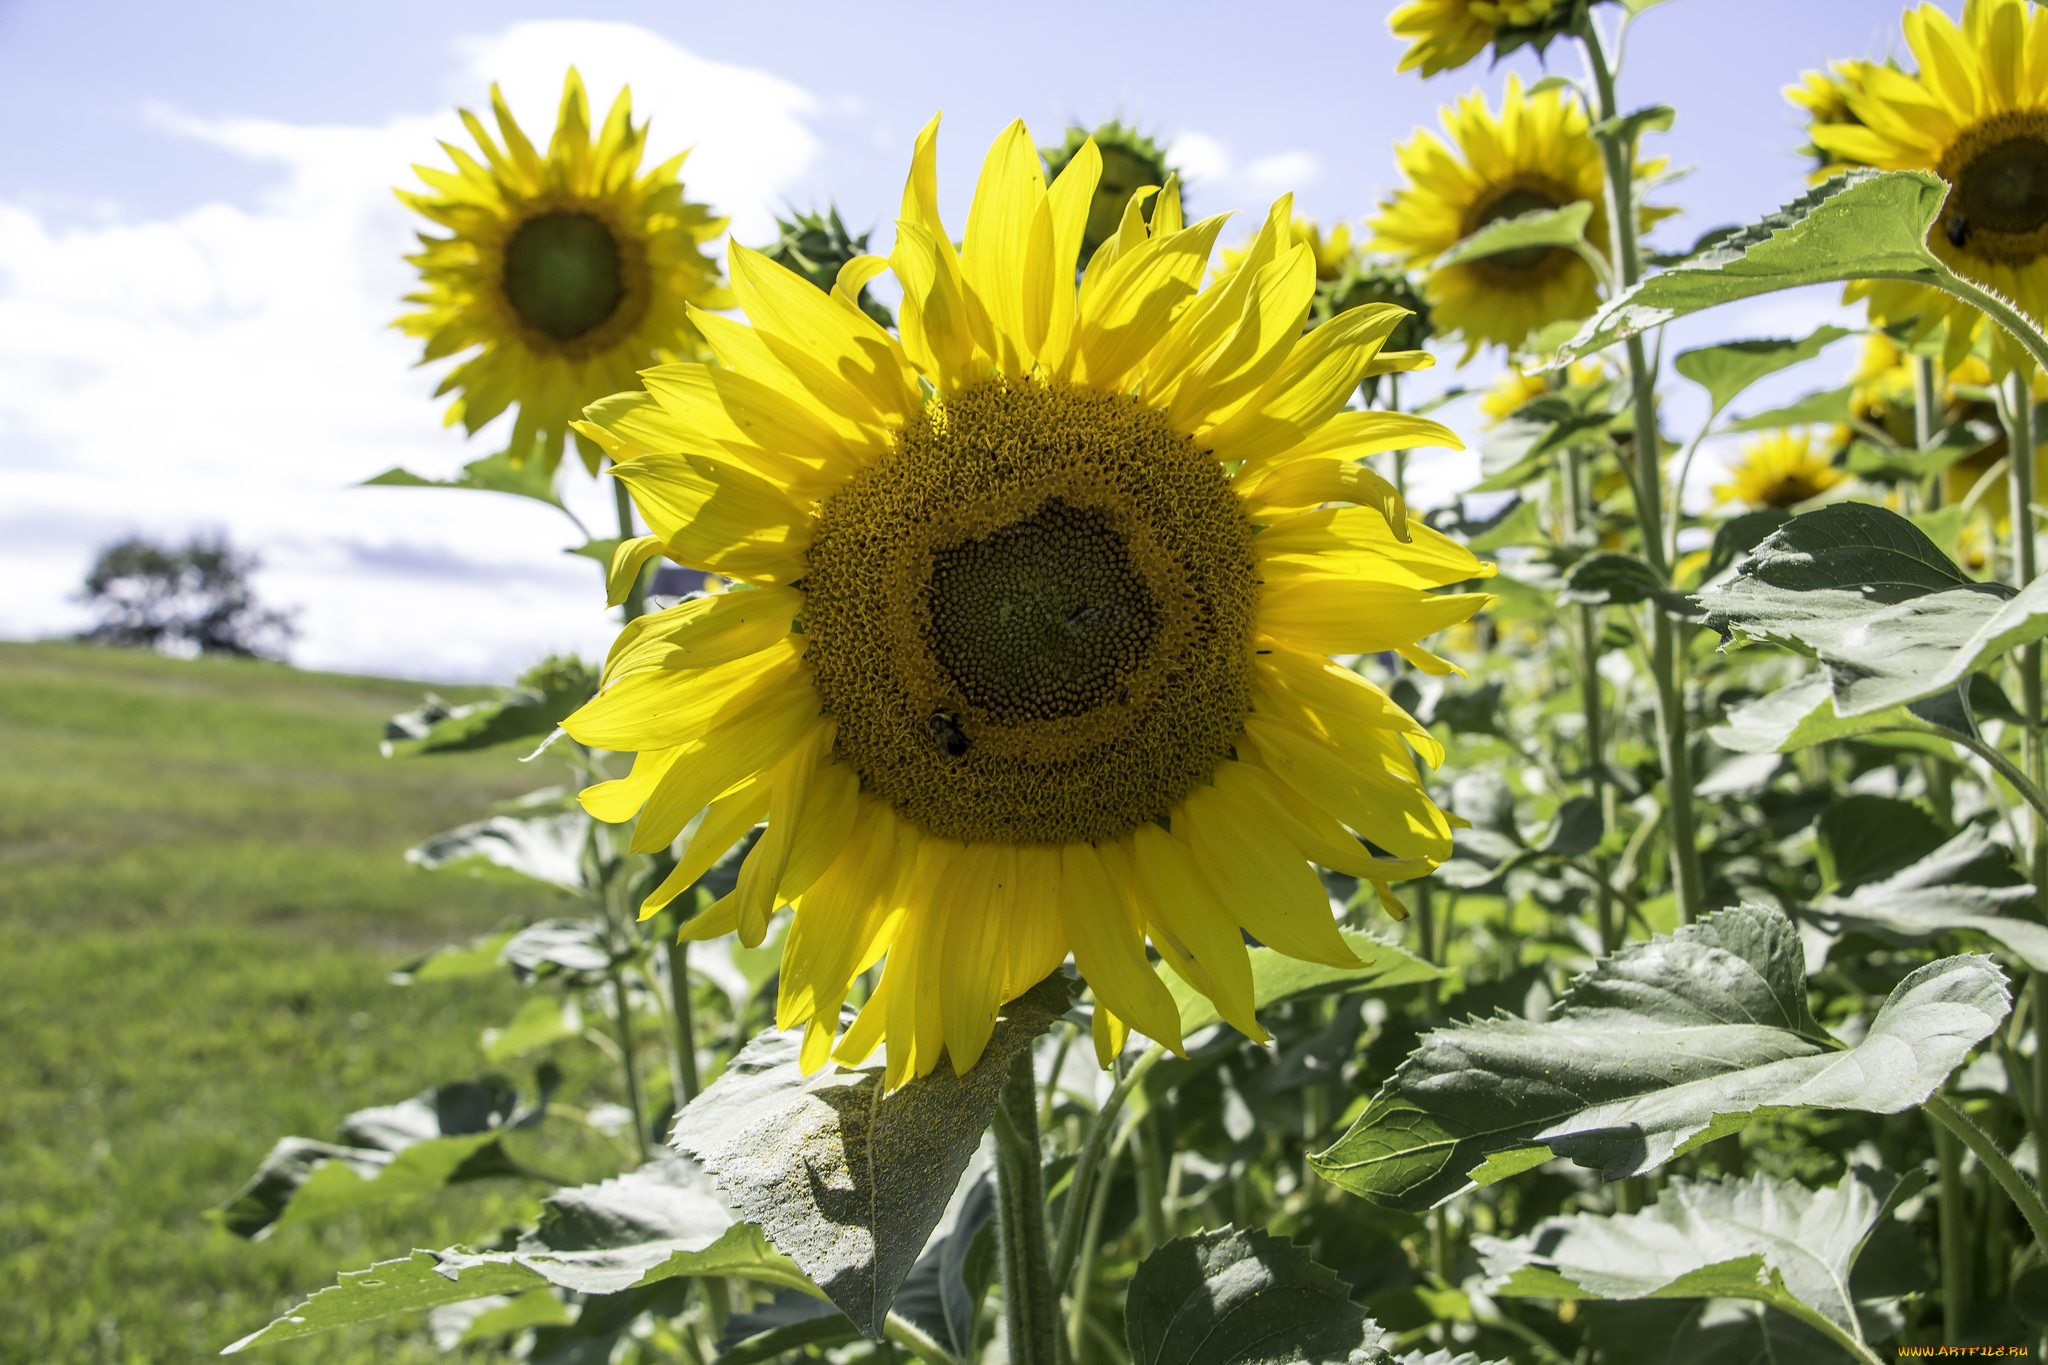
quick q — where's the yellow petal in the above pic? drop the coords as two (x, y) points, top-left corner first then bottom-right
(638, 775), (770, 918)
(1126, 826), (1267, 1042)
(1175, 782), (1362, 968)
(1258, 643), (1443, 768)
(1241, 711), (1453, 860)
(1258, 507), (1490, 588)
(1259, 578), (1491, 655)
(566, 638), (802, 751)
(1037, 137), (1102, 375)
(780, 759), (863, 900)
(610, 453), (811, 585)
(1059, 843), (1183, 1053)
(777, 801), (906, 1030)
(677, 890), (742, 943)
(727, 241), (920, 429)
(605, 535), (664, 609)
(1092, 999), (1129, 1068)
(937, 844), (1015, 1074)
(1065, 215), (1230, 390)
(1204, 303), (1409, 462)
(733, 721), (835, 944)
(1003, 846), (1070, 996)
(630, 681), (820, 854)
(893, 218), (991, 393)
(600, 586), (803, 688)
(1213, 758), (1433, 884)
(638, 362), (875, 479)
(1163, 244), (1317, 432)
(960, 120), (1055, 373)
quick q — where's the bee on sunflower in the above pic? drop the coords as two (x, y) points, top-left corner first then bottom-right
(1371, 75), (1673, 358)
(1712, 430), (1849, 511)
(396, 70), (732, 478)
(565, 118), (1492, 1088)
(1803, 0), (2048, 377)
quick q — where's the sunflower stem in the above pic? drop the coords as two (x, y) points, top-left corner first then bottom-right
(1926, 1093), (2048, 1256)
(612, 467), (648, 623)
(992, 1048), (1058, 1365)
(1932, 1105), (1972, 1343)
(1999, 366), (2048, 1155)
(1580, 15), (1703, 926)
(1052, 1045), (1163, 1293)
(667, 933), (700, 1106)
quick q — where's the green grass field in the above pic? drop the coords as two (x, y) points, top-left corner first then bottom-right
(0, 641), (576, 1364)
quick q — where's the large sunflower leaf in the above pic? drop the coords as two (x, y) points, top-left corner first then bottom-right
(364, 447), (565, 510)
(1167, 928), (1444, 1036)
(214, 1079), (530, 1240)
(1477, 1169), (1911, 1355)
(223, 1157), (813, 1351)
(1696, 504), (2048, 718)
(670, 973), (1073, 1340)
(1124, 1227), (1393, 1365)
(1723, 384), (1856, 433)
(1674, 326), (1851, 417)
(1433, 201), (1594, 270)
(1309, 903), (2009, 1211)
(1709, 678), (1933, 754)
(1804, 827), (2048, 973)
(406, 814), (591, 892)
(1550, 171), (1950, 363)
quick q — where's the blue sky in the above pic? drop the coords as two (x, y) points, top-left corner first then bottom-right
(0, 0), (1914, 679)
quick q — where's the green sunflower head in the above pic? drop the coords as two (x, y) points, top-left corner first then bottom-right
(1041, 120), (1181, 264)
(758, 204), (895, 328)
(1318, 261), (1434, 402)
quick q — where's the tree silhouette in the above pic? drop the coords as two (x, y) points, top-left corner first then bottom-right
(79, 534), (296, 660)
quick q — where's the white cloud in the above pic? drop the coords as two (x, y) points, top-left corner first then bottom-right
(1166, 131), (1230, 189)
(0, 23), (819, 681)
(1242, 150), (1321, 194)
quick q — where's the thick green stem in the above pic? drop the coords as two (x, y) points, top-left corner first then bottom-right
(1133, 1108), (1170, 1254)
(2001, 370), (2048, 1160)
(1563, 448), (1619, 950)
(992, 1050), (1058, 1365)
(613, 471), (647, 624)
(1932, 1110), (1972, 1342)
(1581, 18), (1702, 926)
(610, 962), (650, 1161)
(1052, 1046), (1163, 1292)
(667, 936), (699, 1106)
(1067, 1131), (1126, 1365)
(1925, 1094), (2048, 1256)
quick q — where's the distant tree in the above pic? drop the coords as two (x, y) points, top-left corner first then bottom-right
(79, 534), (297, 660)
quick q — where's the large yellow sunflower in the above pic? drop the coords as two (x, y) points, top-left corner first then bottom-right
(1389, 0), (1568, 77)
(1371, 76), (1670, 359)
(1713, 430), (1848, 510)
(1810, 0), (2048, 378)
(564, 117), (1490, 1088)
(397, 70), (732, 478)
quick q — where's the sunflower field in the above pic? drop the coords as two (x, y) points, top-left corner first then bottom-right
(209, 1), (2048, 1361)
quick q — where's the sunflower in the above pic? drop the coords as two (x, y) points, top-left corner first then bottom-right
(1785, 59), (1890, 178)
(1713, 430), (1848, 510)
(1809, 0), (2048, 378)
(1372, 75), (1672, 359)
(1041, 120), (1181, 266)
(564, 118), (1489, 1087)
(1478, 358), (1606, 425)
(396, 70), (732, 478)
(1389, 0), (1570, 77)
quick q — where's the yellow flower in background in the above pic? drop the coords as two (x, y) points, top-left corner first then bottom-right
(1713, 430), (1848, 510)
(396, 70), (732, 477)
(1372, 76), (1671, 358)
(1809, 0), (2048, 377)
(1390, 0), (1567, 77)
(1217, 219), (1360, 287)
(1785, 59), (1890, 178)
(1478, 358), (1606, 425)
(566, 117), (1489, 1088)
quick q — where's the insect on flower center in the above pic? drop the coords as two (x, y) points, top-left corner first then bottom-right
(1469, 186), (1563, 272)
(502, 210), (627, 341)
(1939, 114), (2048, 265)
(802, 379), (1259, 846)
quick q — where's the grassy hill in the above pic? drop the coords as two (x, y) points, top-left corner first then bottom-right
(0, 641), (577, 1363)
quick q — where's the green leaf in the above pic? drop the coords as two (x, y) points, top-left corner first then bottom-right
(1124, 1227), (1392, 1365)
(1474, 397), (1616, 492)
(1805, 827), (2048, 973)
(1559, 553), (1703, 619)
(1434, 201), (1594, 270)
(481, 995), (583, 1062)
(1723, 384), (1856, 433)
(1844, 437), (1982, 482)
(407, 814), (590, 892)
(1709, 678), (1931, 755)
(1703, 510), (1794, 581)
(1814, 794), (1948, 891)
(713, 1289), (860, 1364)
(226, 1157), (817, 1351)
(1552, 171), (1953, 364)
(1310, 903), (2010, 1211)
(1167, 930), (1443, 1037)
(364, 448), (564, 511)
(1700, 506), (2048, 718)
(670, 973), (1074, 1339)
(214, 1079), (531, 1239)
(1674, 327), (1850, 417)
(390, 929), (519, 985)
(1590, 105), (1676, 145)
(499, 917), (618, 982)
(383, 674), (593, 756)
(1479, 1169), (1907, 1354)
(1580, 1299), (1860, 1365)
(1464, 497), (1547, 554)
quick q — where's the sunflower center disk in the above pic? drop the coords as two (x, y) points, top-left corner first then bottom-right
(1472, 187), (1562, 272)
(502, 210), (626, 340)
(802, 380), (1259, 846)
(1960, 136), (2048, 237)
(924, 501), (1160, 725)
